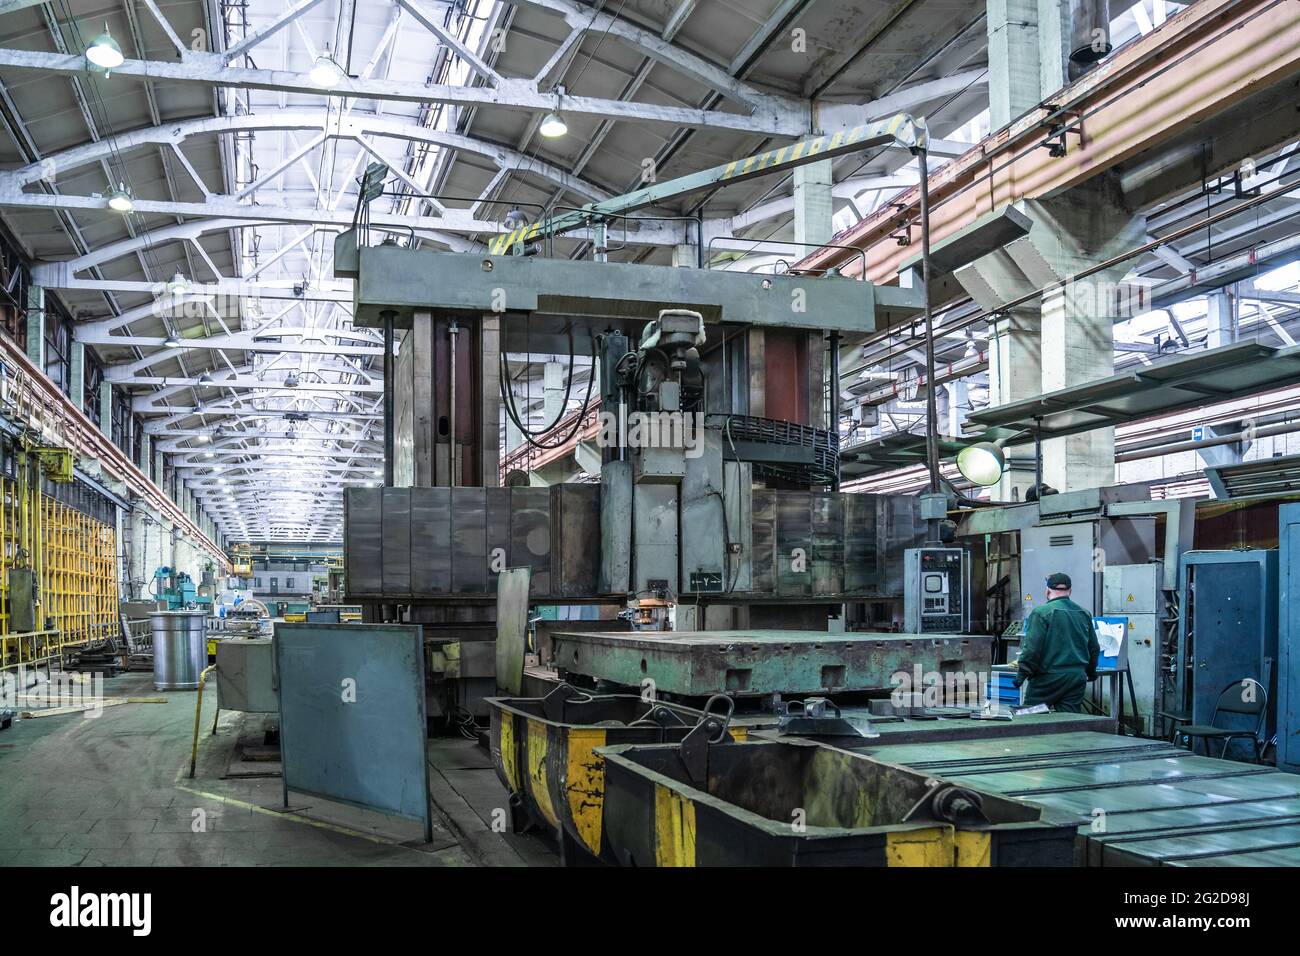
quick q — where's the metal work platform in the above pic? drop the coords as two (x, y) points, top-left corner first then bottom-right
(847, 731), (1300, 866)
(550, 629), (992, 698)
(965, 341), (1300, 442)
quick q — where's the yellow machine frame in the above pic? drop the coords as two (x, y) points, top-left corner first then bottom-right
(0, 450), (119, 670)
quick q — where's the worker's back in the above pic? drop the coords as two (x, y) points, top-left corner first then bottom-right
(1026, 597), (1096, 673)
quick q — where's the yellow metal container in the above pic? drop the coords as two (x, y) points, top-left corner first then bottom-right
(598, 739), (1076, 867)
(488, 691), (748, 864)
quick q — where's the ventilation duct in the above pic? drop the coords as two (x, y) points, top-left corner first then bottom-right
(1068, 0), (1112, 78)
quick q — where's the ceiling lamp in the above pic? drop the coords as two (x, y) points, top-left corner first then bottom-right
(284, 372), (300, 388)
(539, 86), (568, 138)
(106, 184), (133, 213)
(539, 111), (568, 139)
(308, 45), (344, 89)
(166, 272), (189, 297)
(163, 333), (182, 348)
(86, 25), (124, 75)
(955, 439), (1007, 488)
(197, 373), (213, 386)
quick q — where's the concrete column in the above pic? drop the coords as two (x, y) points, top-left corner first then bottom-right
(26, 285), (44, 368)
(154, 450), (164, 488)
(945, 379), (970, 437)
(793, 161), (833, 250)
(69, 340), (85, 411)
(988, 307), (1042, 499)
(141, 434), (151, 480)
(671, 243), (697, 268)
(987, 0), (1043, 128)
(542, 360), (565, 425)
(1036, 0), (1071, 98)
(504, 409), (524, 455)
(98, 380), (113, 436)
(1205, 290), (1235, 349)
(1032, 184), (1146, 491)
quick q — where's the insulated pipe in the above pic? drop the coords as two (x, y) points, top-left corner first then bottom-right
(1115, 419), (1300, 462)
(914, 146), (943, 542)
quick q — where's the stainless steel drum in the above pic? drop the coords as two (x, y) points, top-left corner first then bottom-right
(151, 610), (209, 690)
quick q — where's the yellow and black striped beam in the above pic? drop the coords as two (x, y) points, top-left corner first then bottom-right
(488, 112), (928, 256)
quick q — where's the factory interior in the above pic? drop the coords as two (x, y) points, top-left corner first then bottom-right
(0, 0), (1298, 905)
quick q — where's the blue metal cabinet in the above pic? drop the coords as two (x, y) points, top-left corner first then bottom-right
(1279, 505), (1300, 772)
(1177, 549), (1278, 760)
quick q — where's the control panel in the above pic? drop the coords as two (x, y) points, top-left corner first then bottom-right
(903, 547), (970, 634)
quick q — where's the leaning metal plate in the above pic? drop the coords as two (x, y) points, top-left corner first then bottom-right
(275, 623), (432, 842)
(495, 568), (531, 697)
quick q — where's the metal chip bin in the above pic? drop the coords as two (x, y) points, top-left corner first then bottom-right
(150, 610), (208, 691)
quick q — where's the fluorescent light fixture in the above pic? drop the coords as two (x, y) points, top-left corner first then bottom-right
(955, 440), (1007, 487)
(308, 47), (344, 88)
(107, 184), (133, 212)
(86, 25), (124, 73)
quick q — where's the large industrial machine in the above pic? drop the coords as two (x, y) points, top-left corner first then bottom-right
(334, 114), (1005, 717)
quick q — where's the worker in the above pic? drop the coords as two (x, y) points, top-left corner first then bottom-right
(1014, 572), (1100, 713)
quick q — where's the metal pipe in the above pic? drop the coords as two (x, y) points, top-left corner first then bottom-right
(1068, 0), (1112, 73)
(1034, 417), (1044, 493)
(830, 329), (841, 491)
(449, 319), (460, 487)
(381, 309), (396, 487)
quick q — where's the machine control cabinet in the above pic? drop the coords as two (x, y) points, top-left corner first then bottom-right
(903, 547), (970, 634)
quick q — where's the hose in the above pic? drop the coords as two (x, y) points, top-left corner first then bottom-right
(189, 664), (217, 778)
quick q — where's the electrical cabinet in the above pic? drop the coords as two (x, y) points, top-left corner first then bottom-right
(903, 547), (970, 634)
(1102, 563), (1163, 736)
(1021, 517), (1156, 617)
(1177, 549), (1278, 761)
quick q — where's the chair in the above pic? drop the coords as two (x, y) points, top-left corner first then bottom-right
(1179, 679), (1268, 762)
(1158, 707), (1192, 744)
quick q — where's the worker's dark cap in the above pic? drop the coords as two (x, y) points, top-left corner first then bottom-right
(1046, 572), (1072, 590)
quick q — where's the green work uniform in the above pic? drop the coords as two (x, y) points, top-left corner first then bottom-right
(1015, 596), (1100, 713)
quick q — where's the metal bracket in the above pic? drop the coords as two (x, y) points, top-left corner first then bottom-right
(677, 693), (735, 786)
(540, 682), (593, 722)
(1037, 107), (1084, 158)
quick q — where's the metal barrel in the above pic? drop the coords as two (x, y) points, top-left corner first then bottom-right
(150, 610), (209, 690)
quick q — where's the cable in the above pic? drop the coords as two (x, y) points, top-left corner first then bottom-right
(499, 329), (598, 450)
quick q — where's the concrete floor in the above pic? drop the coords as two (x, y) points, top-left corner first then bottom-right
(0, 670), (556, 867)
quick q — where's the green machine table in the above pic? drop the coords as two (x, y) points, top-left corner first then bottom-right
(550, 629), (992, 698)
(831, 730), (1300, 866)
